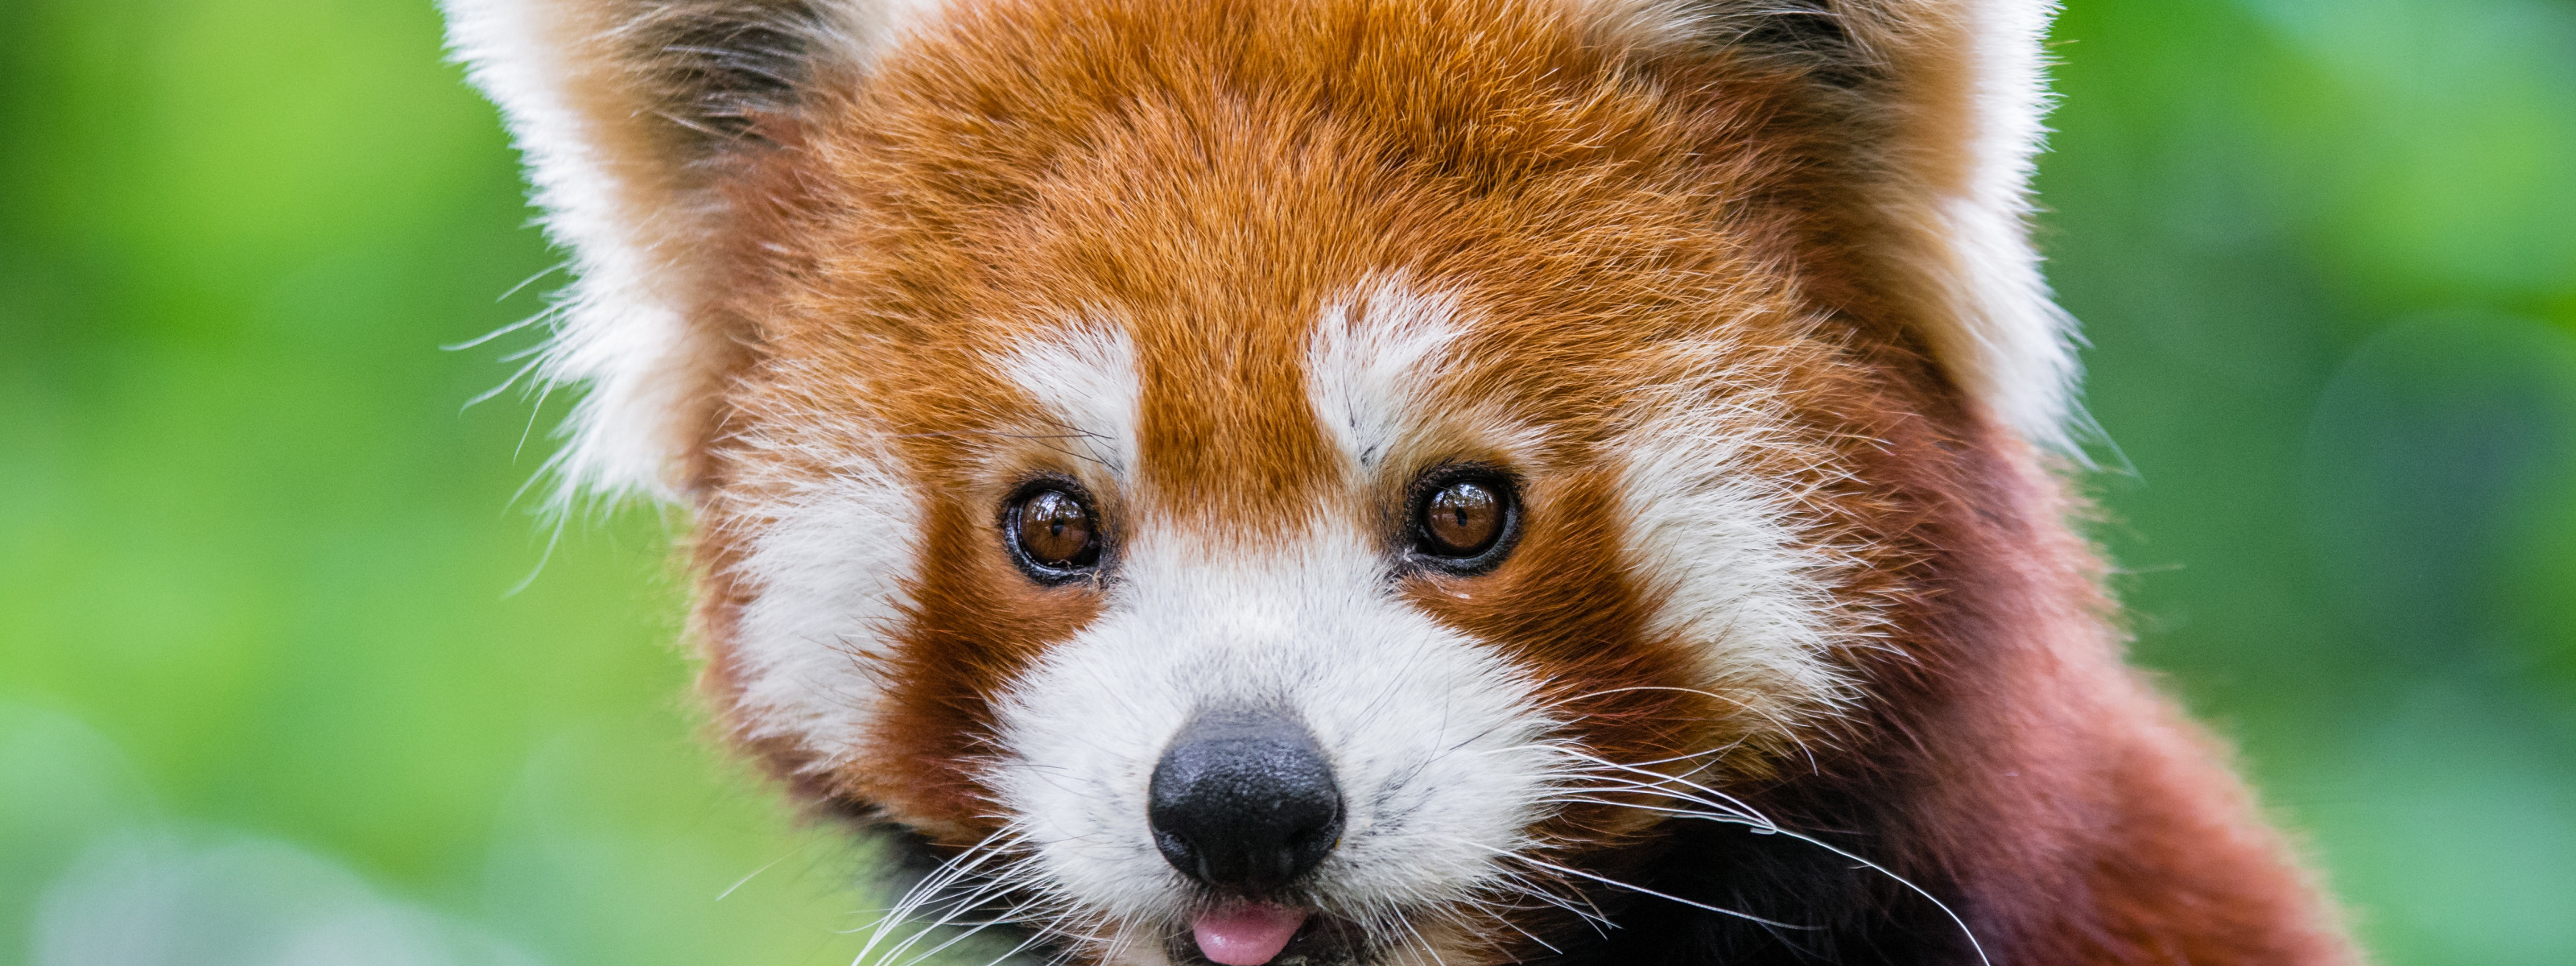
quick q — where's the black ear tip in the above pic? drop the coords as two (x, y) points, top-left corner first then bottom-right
(1703, 2), (1877, 89)
(1148, 708), (1345, 896)
(624, 2), (836, 145)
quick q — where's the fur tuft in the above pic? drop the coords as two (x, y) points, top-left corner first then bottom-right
(1579, 0), (2082, 448)
(441, 0), (940, 503)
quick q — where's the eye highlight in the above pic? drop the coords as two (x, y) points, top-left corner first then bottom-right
(1003, 482), (1101, 582)
(1407, 467), (1519, 572)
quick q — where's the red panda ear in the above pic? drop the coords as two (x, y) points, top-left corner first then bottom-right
(1592, 0), (2081, 449)
(442, 1), (941, 502)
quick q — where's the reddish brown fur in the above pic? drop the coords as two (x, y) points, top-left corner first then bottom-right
(654, 0), (2359, 962)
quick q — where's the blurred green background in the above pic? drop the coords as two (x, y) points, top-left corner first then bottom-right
(2, 1), (2571, 963)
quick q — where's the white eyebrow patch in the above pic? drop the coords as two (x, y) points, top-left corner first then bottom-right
(997, 324), (1141, 476)
(1305, 278), (1465, 471)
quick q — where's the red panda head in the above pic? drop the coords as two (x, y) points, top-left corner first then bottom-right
(446, 2), (2350, 964)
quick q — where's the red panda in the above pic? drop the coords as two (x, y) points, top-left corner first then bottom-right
(444, 1), (2363, 963)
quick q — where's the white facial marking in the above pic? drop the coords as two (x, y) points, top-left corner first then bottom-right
(1308, 277), (1553, 489)
(725, 427), (920, 770)
(1307, 279), (1465, 471)
(975, 288), (1565, 958)
(999, 324), (1142, 477)
(1615, 338), (1862, 731)
(989, 524), (1561, 931)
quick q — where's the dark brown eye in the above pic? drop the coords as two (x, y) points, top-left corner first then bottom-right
(1006, 485), (1100, 580)
(1411, 470), (1517, 568)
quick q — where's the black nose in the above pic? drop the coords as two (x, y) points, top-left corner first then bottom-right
(1149, 708), (1344, 895)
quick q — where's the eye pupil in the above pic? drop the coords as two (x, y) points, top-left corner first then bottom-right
(1010, 487), (1100, 573)
(1418, 478), (1506, 559)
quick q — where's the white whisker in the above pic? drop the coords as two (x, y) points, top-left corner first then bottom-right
(1556, 783), (1994, 966)
(1453, 839), (1815, 931)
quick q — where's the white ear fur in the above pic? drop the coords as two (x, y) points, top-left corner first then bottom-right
(1580, 0), (2081, 448)
(441, 0), (943, 502)
(1878, 0), (2079, 452)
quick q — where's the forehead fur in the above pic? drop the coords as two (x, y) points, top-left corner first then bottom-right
(728, 0), (1893, 467)
(450, 0), (2074, 501)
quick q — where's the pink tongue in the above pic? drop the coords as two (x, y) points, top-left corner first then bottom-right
(1191, 904), (1309, 966)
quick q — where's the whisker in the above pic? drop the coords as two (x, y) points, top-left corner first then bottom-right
(1543, 778), (1765, 824)
(891, 898), (1046, 966)
(1735, 824), (1993, 966)
(1465, 892), (1567, 953)
(1551, 787), (1993, 966)
(1554, 749), (1773, 824)
(1547, 795), (1758, 822)
(1477, 864), (1614, 930)
(973, 922), (1057, 966)
(1391, 914), (1448, 966)
(851, 828), (1021, 963)
(1462, 841), (1815, 931)
(880, 872), (1031, 963)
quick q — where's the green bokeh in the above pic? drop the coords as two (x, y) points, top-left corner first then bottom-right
(2, 2), (2570, 964)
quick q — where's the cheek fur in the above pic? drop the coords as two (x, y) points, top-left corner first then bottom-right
(696, 421), (923, 779)
(1406, 468), (1741, 840)
(1608, 354), (1872, 737)
(857, 488), (1104, 839)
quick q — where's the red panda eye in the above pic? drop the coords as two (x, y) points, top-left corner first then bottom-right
(1007, 486), (1100, 578)
(1410, 470), (1517, 568)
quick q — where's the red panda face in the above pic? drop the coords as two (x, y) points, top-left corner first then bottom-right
(701, 293), (1885, 964)
(449, 0), (2359, 963)
(675, 7), (1921, 959)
